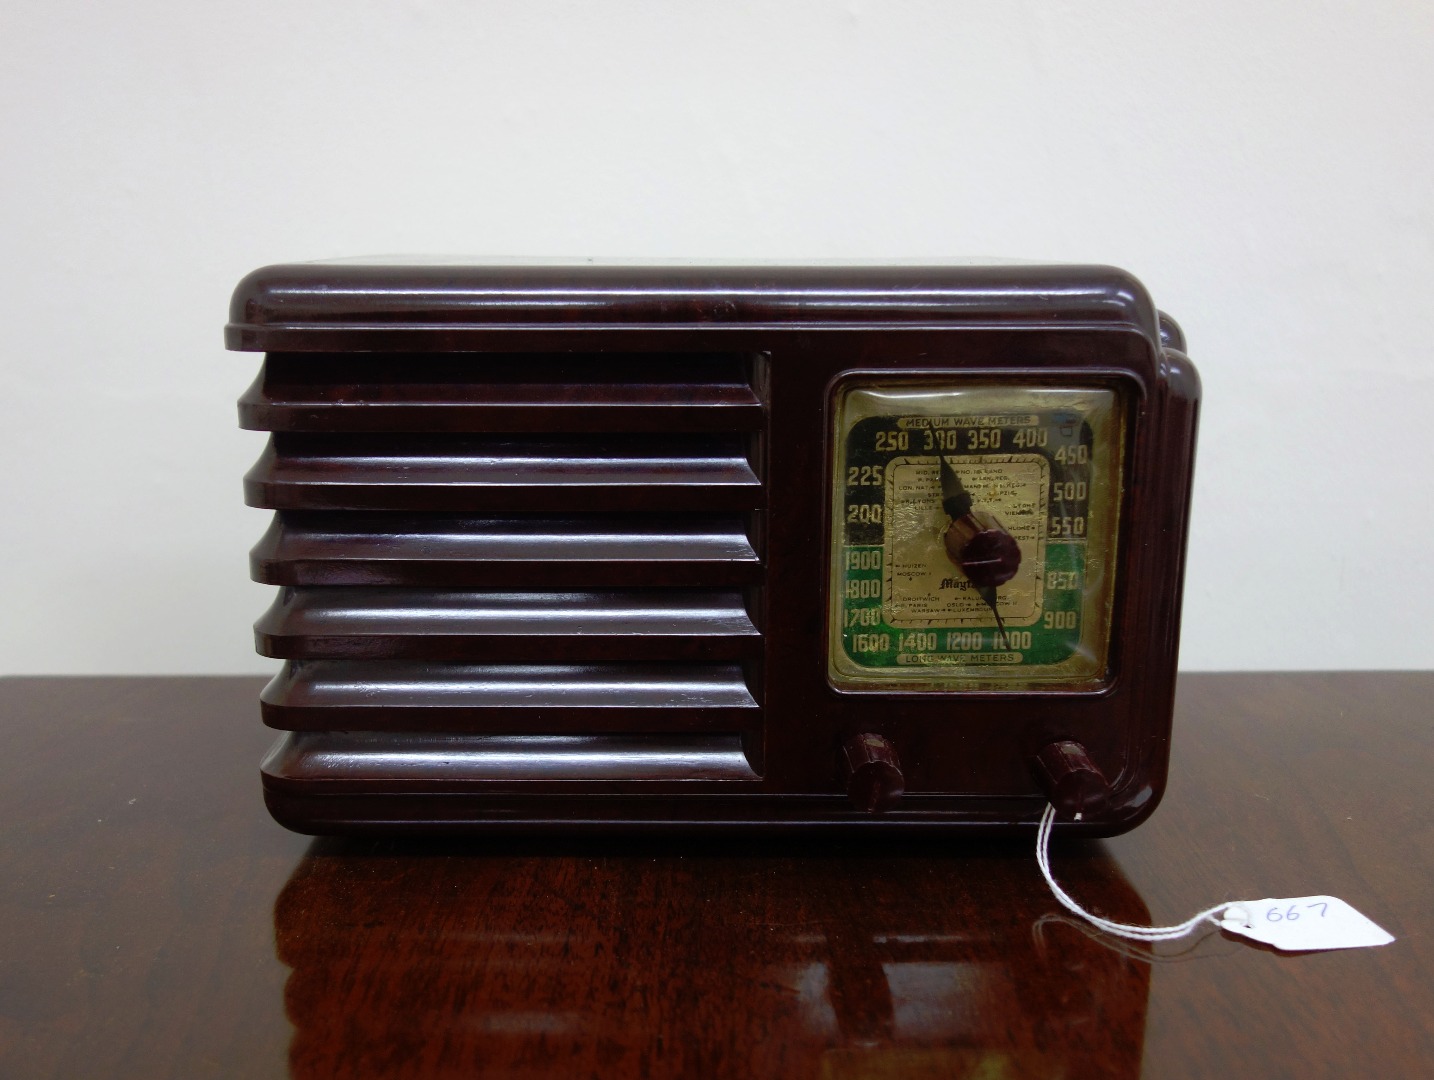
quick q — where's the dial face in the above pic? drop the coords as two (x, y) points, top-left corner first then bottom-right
(828, 380), (1126, 691)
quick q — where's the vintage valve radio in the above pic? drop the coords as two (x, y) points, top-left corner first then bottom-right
(228, 260), (1199, 835)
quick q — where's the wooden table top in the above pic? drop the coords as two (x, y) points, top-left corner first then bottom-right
(0, 673), (1429, 1078)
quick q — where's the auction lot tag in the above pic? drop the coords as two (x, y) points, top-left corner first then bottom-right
(1219, 896), (1395, 952)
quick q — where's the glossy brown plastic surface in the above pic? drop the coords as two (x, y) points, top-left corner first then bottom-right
(2, 674), (1430, 1079)
(231, 262), (1199, 835)
(254, 586), (762, 662)
(1034, 739), (1112, 817)
(241, 353), (765, 433)
(226, 262), (1165, 346)
(262, 731), (763, 788)
(261, 660), (759, 732)
(841, 732), (905, 812)
(250, 512), (763, 587)
(244, 433), (765, 513)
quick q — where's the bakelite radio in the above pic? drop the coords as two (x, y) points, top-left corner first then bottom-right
(228, 261), (1199, 835)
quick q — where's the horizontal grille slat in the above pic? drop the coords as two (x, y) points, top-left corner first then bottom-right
(244, 433), (763, 511)
(260, 660), (758, 732)
(240, 353), (763, 433)
(249, 511), (761, 587)
(255, 587), (762, 662)
(262, 731), (762, 789)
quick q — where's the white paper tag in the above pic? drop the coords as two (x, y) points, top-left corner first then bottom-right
(1218, 895), (1394, 952)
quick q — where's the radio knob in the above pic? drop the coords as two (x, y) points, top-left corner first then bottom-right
(1032, 740), (1111, 819)
(942, 511), (1022, 588)
(937, 456), (1022, 589)
(840, 733), (904, 813)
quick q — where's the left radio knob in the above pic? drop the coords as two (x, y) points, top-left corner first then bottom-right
(840, 733), (905, 813)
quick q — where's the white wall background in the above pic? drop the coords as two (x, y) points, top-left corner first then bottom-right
(2, 1), (1430, 675)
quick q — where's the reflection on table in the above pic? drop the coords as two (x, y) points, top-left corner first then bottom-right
(274, 836), (1151, 1078)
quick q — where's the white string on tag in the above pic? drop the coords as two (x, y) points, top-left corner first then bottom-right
(1036, 804), (1396, 952)
(1036, 803), (1230, 942)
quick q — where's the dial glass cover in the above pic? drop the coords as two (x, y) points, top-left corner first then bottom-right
(828, 379), (1126, 691)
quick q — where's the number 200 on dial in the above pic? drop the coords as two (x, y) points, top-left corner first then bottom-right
(828, 381), (1126, 691)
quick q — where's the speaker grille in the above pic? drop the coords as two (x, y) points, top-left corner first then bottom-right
(244, 352), (768, 779)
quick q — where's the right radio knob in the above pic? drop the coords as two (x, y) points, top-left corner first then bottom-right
(1033, 740), (1111, 819)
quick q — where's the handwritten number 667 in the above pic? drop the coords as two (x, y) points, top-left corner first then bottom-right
(1266, 902), (1328, 922)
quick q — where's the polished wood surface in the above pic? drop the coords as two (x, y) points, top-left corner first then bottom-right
(1, 672), (1429, 1078)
